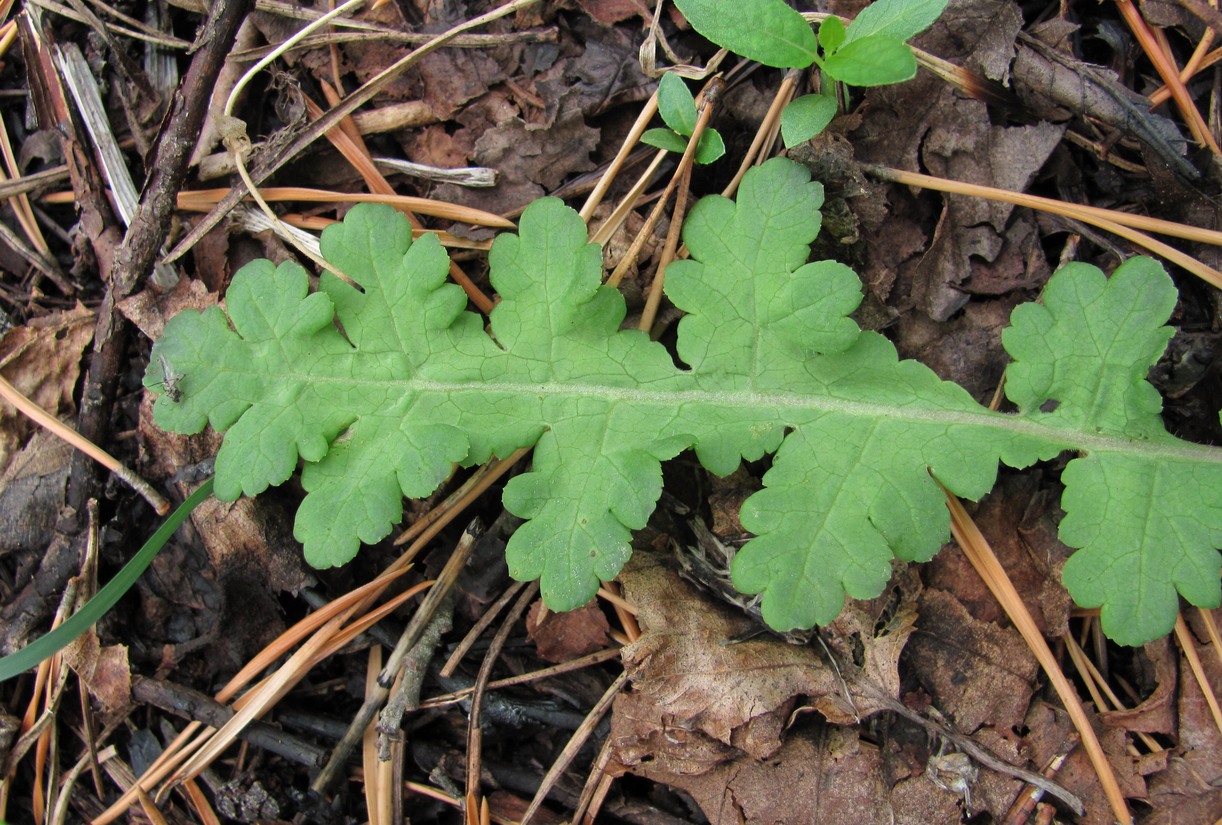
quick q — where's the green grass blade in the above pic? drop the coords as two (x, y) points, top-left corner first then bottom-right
(0, 477), (214, 682)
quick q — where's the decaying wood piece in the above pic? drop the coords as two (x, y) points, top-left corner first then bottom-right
(1012, 32), (1199, 180)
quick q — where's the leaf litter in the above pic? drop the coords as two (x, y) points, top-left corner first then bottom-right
(1, 1), (1221, 824)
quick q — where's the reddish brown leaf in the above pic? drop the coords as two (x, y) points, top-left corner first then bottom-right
(526, 598), (611, 663)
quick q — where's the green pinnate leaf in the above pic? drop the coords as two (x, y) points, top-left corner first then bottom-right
(1003, 258), (1175, 439)
(148, 258), (362, 501)
(1058, 453), (1222, 645)
(673, 0), (818, 68)
(503, 413), (685, 610)
(668, 160), (860, 380)
(1002, 256), (1222, 643)
(481, 198), (686, 607)
(146, 159), (1222, 646)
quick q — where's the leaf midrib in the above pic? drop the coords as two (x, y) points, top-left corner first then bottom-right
(221, 364), (1222, 466)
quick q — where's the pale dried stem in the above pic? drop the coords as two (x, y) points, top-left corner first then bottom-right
(596, 585), (637, 615)
(301, 90), (496, 312)
(571, 737), (616, 825)
(309, 528), (483, 797)
(606, 77), (723, 289)
(81, 0), (185, 46)
(90, 566), (416, 824)
(639, 152), (691, 332)
(176, 186), (513, 227)
(1150, 45), (1222, 105)
(230, 147), (347, 280)
(395, 448), (531, 546)
(1183, 25), (1216, 77)
(224, 0), (365, 117)
(944, 491), (1131, 824)
(1198, 607), (1222, 668)
(363, 647), (387, 825)
(231, 28), (555, 59)
(439, 580), (528, 678)
(866, 164), (1222, 246)
(599, 580), (639, 642)
(24, 0), (189, 47)
(723, 70), (798, 199)
(50, 746), (116, 825)
(0, 87), (49, 256)
(580, 92), (659, 223)
(421, 648), (622, 708)
(466, 583), (538, 821)
(0, 165), (70, 200)
(589, 150), (667, 246)
(1062, 130), (1149, 173)
(165, 0), (541, 263)
(1061, 631), (1110, 714)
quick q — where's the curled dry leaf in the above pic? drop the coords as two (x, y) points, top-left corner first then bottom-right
(61, 629), (131, 714)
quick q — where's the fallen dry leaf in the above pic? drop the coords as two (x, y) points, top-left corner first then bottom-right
(575, 0), (652, 26)
(613, 545), (919, 781)
(0, 430), (71, 556)
(911, 95), (1062, 319)
(62, 628), (132, 714)
(128, 279), (307, 676)
(852, 0), (1062, 320)
(905, 587), (1040, 736)
(1142, 609), (1222, 822)
(1021, 698), (1149, 825)
(1100, 638), (1177, 735)
(0, 304), (95, 474)
(526, 598), (611, 663)
(618, 549), (849, 755)
(619, 718), (969, 825)
(894, 297), (1017, 401)
(118, 275), (217, 342)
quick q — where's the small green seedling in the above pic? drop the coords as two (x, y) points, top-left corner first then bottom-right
(674, 0), (949, 145)
(641, 72), (726, 164)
